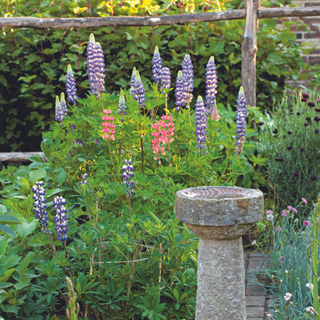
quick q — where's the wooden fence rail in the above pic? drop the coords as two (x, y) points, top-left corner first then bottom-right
(1, 2), (319, 161)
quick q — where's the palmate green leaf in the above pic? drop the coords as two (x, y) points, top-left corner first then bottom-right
(16, 219), (37, 240)
(29, 168), (46, 185)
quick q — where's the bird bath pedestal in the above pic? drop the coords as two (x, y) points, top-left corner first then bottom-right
(175, 186), (263, 320)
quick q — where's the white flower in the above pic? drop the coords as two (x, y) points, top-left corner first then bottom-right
(306, 283), (314, 290)
(285, 270), (288, 274)
(266, 313), (272, 319)
(306, 306), (315, 314)
(284, 292), (292, 301)
(252, 240), (257, 245)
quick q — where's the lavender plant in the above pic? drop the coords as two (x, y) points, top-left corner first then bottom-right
(194, 96), (207, 151)
(235, 87), (248, 156)
(66, 65), (78, 106)
(175, 70), (186, 111)
(205, 56), (218, 117)
(152, 46), (162, 84)
(182, 54), (193, 107)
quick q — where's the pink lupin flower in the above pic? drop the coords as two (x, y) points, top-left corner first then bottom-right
(101, 109), (115, 141)
(302, 197), (307, 204)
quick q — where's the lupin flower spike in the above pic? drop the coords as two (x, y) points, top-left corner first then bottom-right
(182, 54), (194, 104)
(152, 46), (163, 83)
(87, 33), (95, 94)
(175, 70), (186, 111)
(92, 42), (106, 97)
(101, 109), (116, 140)
(79, 173), (89, 186)
(205, 56), (218, 116)
(129, 67), (137, 95)
(133, 71), (146, 107)
(53, 196), (69, 242)
(32, 181), (51, 234)
(235, 86), (248, 156)
(55, 96), (65, 124)
(161, 67), (171, 93)
(60, 92), (68, 118)
(117, 89), (127, 115)
(195, 96), (207, 150)
(121, 159), (135, 196)
(66, 65), (78, 105)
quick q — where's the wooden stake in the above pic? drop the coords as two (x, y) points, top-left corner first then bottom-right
(241, 0), (260, 107)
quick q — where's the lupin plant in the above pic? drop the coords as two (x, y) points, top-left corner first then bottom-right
(205, 56), (218, 117)
(32, 181), (50, 235)
(151, 122), (166, 165)
(235, 86), (248, 156)
(182, 54), (194, 107)
(60, 92), (68, 118)
(117, 89), (127, 116)
(101, 110), (115, 141)
(65, 277), (80, 320)
(129, 67), (137, 95)
(79, 173), (89, 186)
(194, 96), (207, 151)
(133, 71), (146, 108)
(53, 196), (69, 257)
(152, 46), (163, 84)
(121, 160), (135, 194)
(66, 65), (78, 106)
(87, 33), (106, 98)
(175, 70), (186, 111)
(161, 67), (171, 111)
(55, 96), (65, 125)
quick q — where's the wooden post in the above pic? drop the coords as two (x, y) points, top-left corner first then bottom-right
(242, 0), (260, 107)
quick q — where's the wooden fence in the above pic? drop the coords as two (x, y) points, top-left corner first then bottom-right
(0, 0), (320, 161)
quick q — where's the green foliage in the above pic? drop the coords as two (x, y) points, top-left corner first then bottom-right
(0, 204), (22, 237)
(259, 91), (320, 218)
(0, 0), (313, 151)
(0, 68), (266, 318)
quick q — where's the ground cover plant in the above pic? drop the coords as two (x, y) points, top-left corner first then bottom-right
(0, 33), (267, 319)
(0, 0), (313, 151)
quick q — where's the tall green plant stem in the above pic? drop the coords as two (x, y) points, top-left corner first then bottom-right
(139, 104), (144, 173)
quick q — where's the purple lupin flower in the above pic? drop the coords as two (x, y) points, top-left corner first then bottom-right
(117, 89), (127, 115)
(175, 70), (186, 111)
(129, 67), (136, 95)
(121, 159), (135, 197)
(160, 67), (171, 93)
(182, 54), (193, 105)
(87, 33), (95, 94)
(92, 42), (106, 97)
(205, 56), (218, 116)
(195, 96), (207, 150)
(60, 93), (68, 117)
(32, 181), (50, 234)
(66, 65), (78, 105)
(133, 71), (146, 107)
(55, 96), (65, 124)
(53, 196), (69, 242)
(79, 173), (89, 186)
(235, 87), (248, 156)
(152, 46), (162, 83)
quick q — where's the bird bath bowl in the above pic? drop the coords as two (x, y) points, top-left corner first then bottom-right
(175, 186), (264, 320)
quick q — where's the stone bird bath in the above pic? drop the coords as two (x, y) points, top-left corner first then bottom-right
(175, 186), (264, 320)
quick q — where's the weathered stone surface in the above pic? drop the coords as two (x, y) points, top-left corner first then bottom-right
(246, 296), (265, 306)
(196, 237), (246, 320)
(186, 222), (254, 240)
(175, 186), (263, 227)
(246, 306), (265, 318)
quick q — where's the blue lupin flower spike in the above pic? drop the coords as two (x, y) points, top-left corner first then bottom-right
(160, 67), (171, 93)
(235, 86), (248, 156)
(66, 65), (78, 105)
(205, 56), (218, 116)
(133, 71), (146, 107)
(32, 181), (51, 234)
(121, 159), (135, 196)
(195, 96), (207, 150)
(182, 54), (193, 105)
(152, 46), (163, 83)
(79, 173), (89, 186)
(87, 33), (95, 94)
(60, 92), (68, 118)
(55, 96), (65, 125)
(175, 70), (186, 111)
(129, 67), (136, 95)
(117, 89), (127, 115)
(53, 196), (69, 242)
(92, 42), (106, 97)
